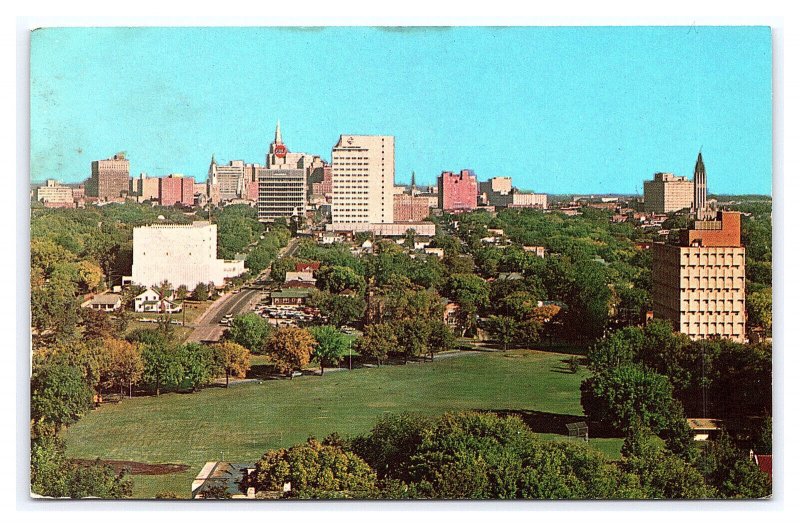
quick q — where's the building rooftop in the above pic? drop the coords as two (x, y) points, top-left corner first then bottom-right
(90, 294), (121, 305)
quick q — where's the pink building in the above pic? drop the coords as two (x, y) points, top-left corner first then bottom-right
(159, 175), (195, 206)
(438, 170), (478, 212)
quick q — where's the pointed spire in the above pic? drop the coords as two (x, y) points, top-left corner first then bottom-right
(210, 153), (216, 166)
(695, 150), (705, 174)
(411, 171), (416, 191)
(275, 120), (282, 144)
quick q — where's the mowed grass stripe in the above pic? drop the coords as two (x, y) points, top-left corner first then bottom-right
(63, 349), (621, 498)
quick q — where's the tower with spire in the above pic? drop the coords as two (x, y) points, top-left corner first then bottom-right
(693, 151), (711, 220)
(267, 120), (289, 168)
(410, 171), (417, 196)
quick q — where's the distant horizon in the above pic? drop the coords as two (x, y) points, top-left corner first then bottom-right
(30, 26), (772, 195)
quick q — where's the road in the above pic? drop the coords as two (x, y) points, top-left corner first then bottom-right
(185, 236), (302, 343)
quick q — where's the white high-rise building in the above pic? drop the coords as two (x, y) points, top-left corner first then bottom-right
(331, 135), (394, 224)
(131, 222), (245, 290)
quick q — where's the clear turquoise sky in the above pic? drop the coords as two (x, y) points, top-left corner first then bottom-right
(30, 26), (772, 195)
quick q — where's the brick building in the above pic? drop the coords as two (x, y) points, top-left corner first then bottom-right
(438, 169), (478, 212)
(393, 193), (431, 222)
(159, 174), (195, 206)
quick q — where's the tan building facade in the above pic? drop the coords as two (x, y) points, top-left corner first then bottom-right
(643, 172), (694, 213)
(89, 152), (130, 200)
(37, 179), (74, 204)
(257, 168), (307, 220)
(331, 135), (394, 224)
(652, 211), (746, 342)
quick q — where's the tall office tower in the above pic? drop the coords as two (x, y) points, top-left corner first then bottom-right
(652, 211), (746, 343)
(331, 135), (395, 224)
(88, 152), (130, 200)
(438, 169), (478, 212)
(693, 152), (713, 220)
(643, 172), (695, 213)
(257, 167), (307, 221)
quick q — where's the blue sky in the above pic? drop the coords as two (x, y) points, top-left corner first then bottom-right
(30, 26), (772, 195)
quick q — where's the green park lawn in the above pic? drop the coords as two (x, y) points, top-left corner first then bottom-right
(63, 349), (622, 499)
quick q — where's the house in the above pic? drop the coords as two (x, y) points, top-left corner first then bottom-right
(424, 247), (445, 259)
(751, 452), (772, 481)
(522, 245), (546, 258)
(443, 300), (460, 328)
(269, 288), (314, 306)
(191, 461), (255, 499)
(134, 288), (182, 313)
(87, 293), (122, 312)
(497, 272), (524, 281)
(284, 271), (316, 286)
(686, 418), (723, 442)
(295, 261), (321, 273)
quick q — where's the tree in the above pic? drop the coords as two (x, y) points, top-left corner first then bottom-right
(104, 337), (144, 398)
(192, 282), (210, 301)
(445, 273), (489, 336)
(747, 287), (772, 333)
(483, 315), (518, 351)
(140, 340), (182, 396)
(247, 438), (378, 498)
(264, 327), (315, 378)
(309, 325), (349, 375)
(394, 319), (431, 363)
(695, 432), (771, 498)
(623, 447), (712, 499)
(426, 320), (455, 361)
(587, 326), (644, 372)
(496, 290), (538, 321)
(269, 256), (300, 282)
(31, 433), (132, 498)
(210, 341), (251, 388)
(225, 313), (272, 354)
(81, 308), (114, 341)
(31, 363), (92, 429)
(308, 290), (366, 327)
(317, 265), (366, 294)
(175, 284), (189, 301)
(179, 343), (215, 391)
(580, 363), (682, 435)
(355, 323), (398, 367)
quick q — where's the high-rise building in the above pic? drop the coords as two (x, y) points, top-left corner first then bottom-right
(88, 152), (130, 200)
(438, 170), (478, 212)
(643, 172), (694, 213)
(331, 135), (395, 224)
(158, 174), (195, 206)
(480, 176), (513, 196)
(131, 221), (245, 290)
(257, 167), (307, 220)
(652, 211), (746, 343)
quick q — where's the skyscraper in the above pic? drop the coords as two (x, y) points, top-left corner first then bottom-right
(643, 172), (694, 213)
(88, 152), (130, 200)
(331, 135), (394, 224)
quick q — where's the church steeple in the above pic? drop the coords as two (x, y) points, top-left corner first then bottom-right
(693, 151), (709, 220)
(410, 171), (417, 195)
(275, 120), (282, 144)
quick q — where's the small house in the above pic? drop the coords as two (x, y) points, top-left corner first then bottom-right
(134, 288), (182, 313)
(88, 293), (122, 312)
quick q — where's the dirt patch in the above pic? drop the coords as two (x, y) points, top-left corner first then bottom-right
(71, 459), (190, 476)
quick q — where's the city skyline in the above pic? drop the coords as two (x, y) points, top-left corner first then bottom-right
(30, 26), (772, 194)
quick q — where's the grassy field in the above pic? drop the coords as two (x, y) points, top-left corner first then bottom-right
(63, 348), (622, 498)
(123, 300), (213, 343)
